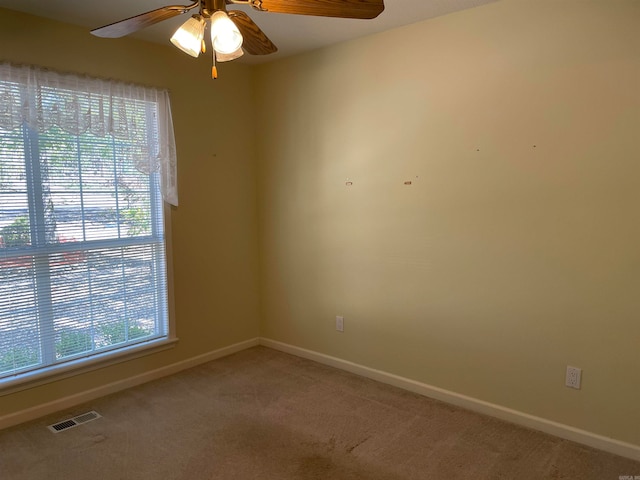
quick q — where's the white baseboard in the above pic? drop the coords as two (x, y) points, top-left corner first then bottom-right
(0, 337), (259, 431)
(259, 337), (640, 462)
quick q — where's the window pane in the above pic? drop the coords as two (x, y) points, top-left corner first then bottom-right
(39, 128), (156, 244)
(0, 127), (30, 248)
(48, 242), (165, 362)
(0, 257), (41, 375)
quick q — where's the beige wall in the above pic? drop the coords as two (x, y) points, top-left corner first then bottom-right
(255, 0), (640, 445)
(0, 10), (261, 415)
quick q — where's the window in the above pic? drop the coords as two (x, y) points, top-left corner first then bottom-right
(0, 63), (178, 389)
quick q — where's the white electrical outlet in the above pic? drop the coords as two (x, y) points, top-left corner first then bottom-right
(565, 366), (582, 389)
(336, 316), (344, 332)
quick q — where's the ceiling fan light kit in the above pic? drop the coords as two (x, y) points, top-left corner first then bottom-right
(91, 0), (385, 79)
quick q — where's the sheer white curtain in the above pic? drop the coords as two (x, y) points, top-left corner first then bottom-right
(0, 62), (178, 206)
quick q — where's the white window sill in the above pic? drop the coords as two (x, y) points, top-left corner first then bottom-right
(0, 337), (179, 397)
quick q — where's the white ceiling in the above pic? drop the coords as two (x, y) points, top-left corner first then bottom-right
(0, 0), (498, 64)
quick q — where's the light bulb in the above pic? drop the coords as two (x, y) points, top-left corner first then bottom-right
(170, 15), (205, 57)
(210, 11), (243, 55)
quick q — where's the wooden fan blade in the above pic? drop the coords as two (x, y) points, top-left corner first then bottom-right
(91, 4), (196, 38)
(228, 11), (278, 55)
(254, 0), (384, 19)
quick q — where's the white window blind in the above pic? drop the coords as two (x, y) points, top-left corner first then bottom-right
(0, 63), (176, 386)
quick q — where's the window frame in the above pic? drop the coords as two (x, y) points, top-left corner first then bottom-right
(0, 83), (177, 397)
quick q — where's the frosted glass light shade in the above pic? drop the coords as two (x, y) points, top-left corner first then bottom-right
(210, 11), (243, 55)
(171, 15), (205, 57)
(216, 47), (244, 62)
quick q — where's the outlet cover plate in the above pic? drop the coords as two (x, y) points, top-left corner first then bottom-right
(566, 366), (582, 389)
(336, 316), (344, 332)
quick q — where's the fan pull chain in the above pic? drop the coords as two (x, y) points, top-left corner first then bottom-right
(211, 49), (218, 80)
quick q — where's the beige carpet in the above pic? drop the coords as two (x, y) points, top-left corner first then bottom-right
(1, 346), (639, 479)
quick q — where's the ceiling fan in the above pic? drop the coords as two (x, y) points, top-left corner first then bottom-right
(91, 0), (385, 77)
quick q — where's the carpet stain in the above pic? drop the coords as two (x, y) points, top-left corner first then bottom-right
(346, 435), (371, 454)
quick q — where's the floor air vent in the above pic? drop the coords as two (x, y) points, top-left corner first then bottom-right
(48, 411), (102, 433)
